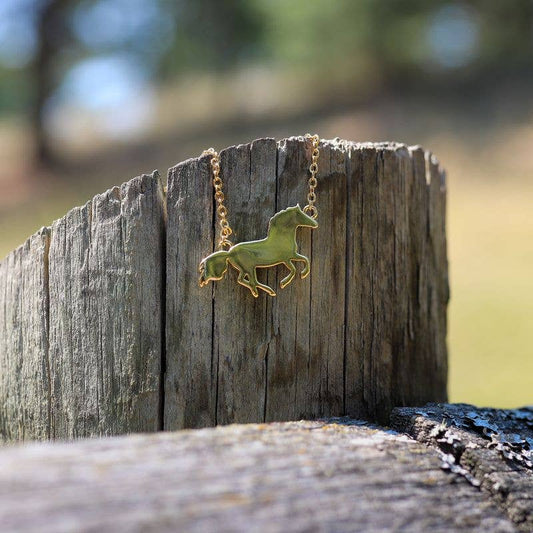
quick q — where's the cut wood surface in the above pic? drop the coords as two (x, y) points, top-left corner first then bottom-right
(0, 404), (530, 533)
(1, 137), (448, 440)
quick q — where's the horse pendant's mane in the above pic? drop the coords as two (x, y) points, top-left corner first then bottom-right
(198, 204), (318, 297)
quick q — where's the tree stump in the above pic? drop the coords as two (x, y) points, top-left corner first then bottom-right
(165, 137), (448, 428)
(0, 137), (448, 440)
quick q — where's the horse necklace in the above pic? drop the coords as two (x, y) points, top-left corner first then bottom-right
(198, 134), (320, 297)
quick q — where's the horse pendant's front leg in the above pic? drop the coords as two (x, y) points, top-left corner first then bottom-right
(280, 261), (297, 289)
(294, 253), (311, 278)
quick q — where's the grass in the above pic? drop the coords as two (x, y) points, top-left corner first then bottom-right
(447, 178), (533, 407)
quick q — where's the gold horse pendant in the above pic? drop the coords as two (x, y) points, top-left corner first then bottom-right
(199, 204), (318, 297)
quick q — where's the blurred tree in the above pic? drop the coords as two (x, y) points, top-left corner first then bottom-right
(33, 0), (71, 167)
(158, 0), (263, 77)
(0, 0), (533, 169)
(252, 0), (533, 86)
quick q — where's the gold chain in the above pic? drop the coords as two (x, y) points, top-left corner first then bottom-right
(202, 148), (234, 250)
(203, 134), (319, 249)
(304, 133), (320, 219)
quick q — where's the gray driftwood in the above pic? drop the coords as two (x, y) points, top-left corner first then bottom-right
(1, 137), (448, 440)
(0, 404), (531, 532)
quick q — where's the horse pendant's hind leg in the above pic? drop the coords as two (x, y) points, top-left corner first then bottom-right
(251, 268), (276, 297)
(280, 261), (297, 289)
(293, 253), (311, 278)
(237, 269), (259, 298)
(237, 268), (276, 297)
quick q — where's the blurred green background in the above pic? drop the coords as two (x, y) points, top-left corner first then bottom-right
(0, 0), (531, 407)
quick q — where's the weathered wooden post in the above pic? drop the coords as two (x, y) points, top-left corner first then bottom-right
(164, 137), (448, 428)
(0, 174), (166, 441)
(0, 137), (448, 440)
(47, 175), (165, 438)
(0, 228), (50, 441)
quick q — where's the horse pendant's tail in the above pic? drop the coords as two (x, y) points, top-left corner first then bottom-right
(198, 249), (230, 287)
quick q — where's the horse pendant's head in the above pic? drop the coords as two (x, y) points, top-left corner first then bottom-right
(198, 250), (230, 287)
(292, 204), (318, 229)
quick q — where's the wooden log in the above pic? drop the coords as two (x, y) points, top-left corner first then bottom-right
(391, 403), (533, 532)
(47, 172), (165, 438)
(165, 137), (448, 427)
(0, 228), (50, 442)
(0, 136), (449, 439)
(0, 406), (529, 532)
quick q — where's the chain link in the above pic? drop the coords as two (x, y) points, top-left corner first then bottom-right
(304, 133), (320, 219)
(202, 148), (234, 250)
(203, 134), (319, 248)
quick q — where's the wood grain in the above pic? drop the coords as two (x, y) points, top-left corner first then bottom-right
(48, 172), (165, 438)
(427, 152), (449, 398)
(165, 154), (216, 430)
(392, 403), (533, 533)
(0, 411), (524, 533)
(0, 228), (50, 442)
(343, 142), (448, 421)
(265, 137), (313, 421)
(308, 139), (346, 417)
(407, 146), (434, 403)
(213, 139), (276, 425)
